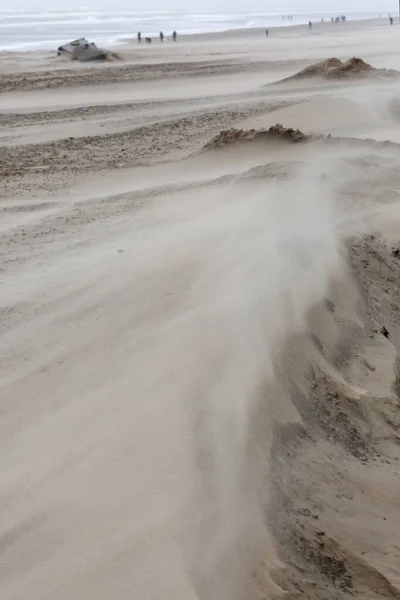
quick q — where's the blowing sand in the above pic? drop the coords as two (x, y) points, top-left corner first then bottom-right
(1, 18), (400, 600)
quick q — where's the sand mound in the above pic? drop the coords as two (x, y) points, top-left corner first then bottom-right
(331, 57), (373, 77)
(282, 57), (398, 82)
(204, 125), (308, 149)
(296, 57), (343, 78)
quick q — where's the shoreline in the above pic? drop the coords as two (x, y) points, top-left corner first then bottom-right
(174, 16), (395, 41)
(0, 16), (395, 55)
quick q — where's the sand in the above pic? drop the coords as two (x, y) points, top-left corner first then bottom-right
(279, 57), (400, 82)
(1, 17), (400, 600)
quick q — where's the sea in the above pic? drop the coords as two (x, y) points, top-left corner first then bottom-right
(0, 3), (395, 52)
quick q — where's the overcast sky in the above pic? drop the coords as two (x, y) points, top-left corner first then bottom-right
(3, 0), (396, 7)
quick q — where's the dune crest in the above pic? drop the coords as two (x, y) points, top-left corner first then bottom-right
(280, 57), (400, 83)
(203, 125), (308, 149)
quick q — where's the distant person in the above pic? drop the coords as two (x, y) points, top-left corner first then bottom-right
(172, 30), (177, 42)
(390, 16), (394, 25)
(331, 17), (334, 23)
(265, 29), (269, 37)
(308, 20), (312, 30)
(160, 31), (164, 42)
(137, 31), (141, 43)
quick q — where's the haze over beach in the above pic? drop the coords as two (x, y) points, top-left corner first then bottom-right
(0, 0), (397, 50)
(2, 1), (400, 600)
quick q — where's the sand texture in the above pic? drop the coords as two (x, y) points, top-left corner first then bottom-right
(2, 17), (400, 600)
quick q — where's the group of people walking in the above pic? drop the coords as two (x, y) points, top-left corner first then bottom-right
(138, 11), (396, 45)
(137, 31), (177, 43)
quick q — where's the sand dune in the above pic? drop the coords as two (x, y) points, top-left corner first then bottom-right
(2, 19), (400, 600)
(280, 57), (400, 83)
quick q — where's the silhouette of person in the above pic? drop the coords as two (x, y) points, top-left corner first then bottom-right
(137, 32), (141, 43)
(172, 30), (177, 42)
(160, 31), (164, 42)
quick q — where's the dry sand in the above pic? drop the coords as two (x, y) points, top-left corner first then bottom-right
(1, 18), (400, 600)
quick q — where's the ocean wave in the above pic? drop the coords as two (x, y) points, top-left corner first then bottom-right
(0, 13), (255, 32)
(0, 17), (179, 29)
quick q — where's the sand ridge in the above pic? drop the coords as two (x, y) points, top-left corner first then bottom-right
(203, 124), (308, 148)
(280, 56), (400, 83)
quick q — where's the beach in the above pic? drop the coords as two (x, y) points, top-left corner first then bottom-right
(0, 6), (389, 51)
(1, 17), (400, 600)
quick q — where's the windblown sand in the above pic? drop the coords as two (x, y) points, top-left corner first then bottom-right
(1, 17), (400, 600)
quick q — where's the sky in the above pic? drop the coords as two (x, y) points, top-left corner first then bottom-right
(3, 0), (397, 7)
